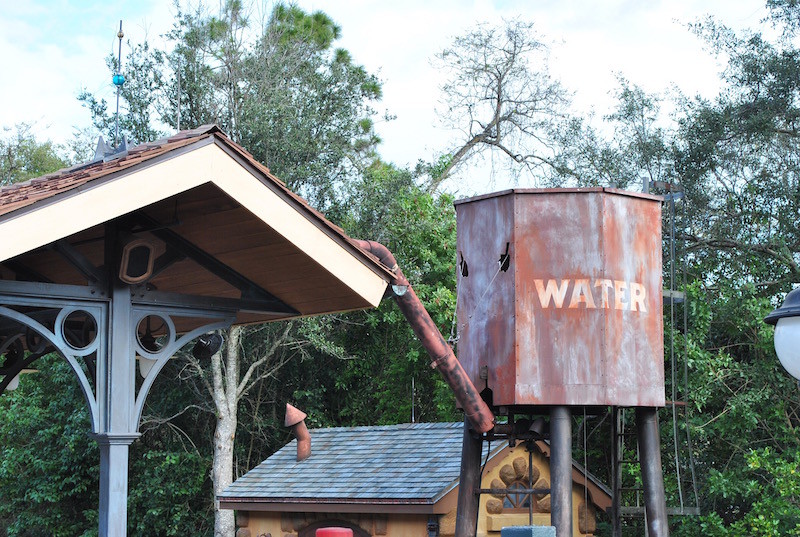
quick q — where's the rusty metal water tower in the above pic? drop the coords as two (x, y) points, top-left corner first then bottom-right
(453, 188), (668, 537)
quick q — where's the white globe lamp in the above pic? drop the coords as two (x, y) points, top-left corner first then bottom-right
(765, 287), (800, 380)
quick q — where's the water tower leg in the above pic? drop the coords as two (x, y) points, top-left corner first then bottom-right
(550, 406), (573, 537)
(636, 407), (669, 537)
(455, 418), (482, 537)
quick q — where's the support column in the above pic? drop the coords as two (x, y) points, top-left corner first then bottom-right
(455, 418), (483, 537)
(636, 407), (669, 537)
(550, 406), (572, 537)
(96, 226), (139, 537)
(96, 434), (138, 536)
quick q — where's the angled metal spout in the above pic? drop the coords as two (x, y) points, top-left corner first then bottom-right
(285, 403), (311, 461)
(354, 240), (495, 433)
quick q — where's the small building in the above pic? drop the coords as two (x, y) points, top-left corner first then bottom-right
(219, 422), (611, 537)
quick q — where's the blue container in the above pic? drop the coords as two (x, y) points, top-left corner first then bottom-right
(500, 526), (556, 537)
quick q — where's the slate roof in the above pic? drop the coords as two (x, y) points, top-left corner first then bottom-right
(220, 422), (496, 506)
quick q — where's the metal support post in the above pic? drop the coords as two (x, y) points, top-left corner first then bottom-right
(455, 418), (483, 537)
(96, 434), (138, 536)
(636, 407), (669, 537)
(96, 228), (139, 537)
(550, 406), (573, 537)
(611, 406), (622, 537)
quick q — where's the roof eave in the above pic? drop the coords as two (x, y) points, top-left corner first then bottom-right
(217, 497), (449, 515)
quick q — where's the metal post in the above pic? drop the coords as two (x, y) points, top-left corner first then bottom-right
(455, 418), (483, 537)
(96, 228), (139, 536)
(97, 435), (137, 536)
(636, 407), (669, 537)
(611, 407), (622, 537)
(550, 406), (573, 537)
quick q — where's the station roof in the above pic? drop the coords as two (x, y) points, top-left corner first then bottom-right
(0, 125), (392, 326)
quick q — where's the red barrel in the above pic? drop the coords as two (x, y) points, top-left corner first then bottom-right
(316, 529), (353, 537)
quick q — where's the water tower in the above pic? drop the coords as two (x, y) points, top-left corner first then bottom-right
(453, 188), (668, 537)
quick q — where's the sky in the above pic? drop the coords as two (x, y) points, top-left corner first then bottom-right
(0, 0), (772, 192)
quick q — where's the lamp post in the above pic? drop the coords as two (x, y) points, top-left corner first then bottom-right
(764, 287), (800, 381)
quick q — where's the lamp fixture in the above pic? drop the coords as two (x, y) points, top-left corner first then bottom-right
(764, 287), (800, 380)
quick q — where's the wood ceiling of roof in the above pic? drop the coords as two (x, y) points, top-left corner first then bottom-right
(0, 128), (392, 328)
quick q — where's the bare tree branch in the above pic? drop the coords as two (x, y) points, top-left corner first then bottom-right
(430, 20), (570, 191)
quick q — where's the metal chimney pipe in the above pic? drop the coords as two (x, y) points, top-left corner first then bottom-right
(285, 403), (311, 461)
(354, 240), (495, 434)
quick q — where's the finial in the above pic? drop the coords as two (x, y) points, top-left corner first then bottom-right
(114, 20), (124, 146)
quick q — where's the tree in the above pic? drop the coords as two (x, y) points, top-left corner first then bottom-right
(547, 77), (673, 190)
(78, 38), (167, 146)
(177, 323), (292, 536)
(0, 123), (66, 186)
(0, 352), (217, 535)
(281, 161), (461, 427)
(238, 4), (382, 210)
(0, 355), (99, 536)
(667, 8), (800, 531)
(429, 20), (570, 191)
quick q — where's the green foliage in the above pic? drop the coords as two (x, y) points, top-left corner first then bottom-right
(0, 354), (215, 536)
(78, 39), (167, 145)
(258, 161), (461, 428)
(549, 76), (672, 190)
(330, 161), (460, 425)
(127, 450), (213, 535)
(0, 355), (99, 536)
(270, 5), (341, 49)
(0, 124), (66, 186)
(676, 448), (800, 536)
(239, 3), (382, 210)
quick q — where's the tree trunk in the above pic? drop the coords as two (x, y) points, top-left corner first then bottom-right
(211, 326), (241, 537)
(212, 405), (236, 536)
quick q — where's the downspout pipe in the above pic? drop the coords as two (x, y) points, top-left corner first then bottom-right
(355, 240), (495, 434)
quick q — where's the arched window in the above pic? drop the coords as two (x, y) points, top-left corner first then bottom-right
(503, 479), (532, 509)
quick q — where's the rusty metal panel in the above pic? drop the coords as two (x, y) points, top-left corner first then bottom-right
(455, 188), (664, 408)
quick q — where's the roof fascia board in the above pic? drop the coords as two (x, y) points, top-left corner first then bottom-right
(217, 500), (436, 515)
(0, 136), (215, 226)
(205, 140), (387, 307)
(210, 139), (393, 281)
(0, 140), (217, 262)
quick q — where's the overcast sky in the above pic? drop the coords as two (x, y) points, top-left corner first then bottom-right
(0, 0), (770, 191)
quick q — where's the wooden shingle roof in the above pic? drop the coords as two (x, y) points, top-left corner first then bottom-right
(0, 127), (215, 217)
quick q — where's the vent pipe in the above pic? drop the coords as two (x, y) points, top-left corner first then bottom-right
(285, 403), (311, 461)
(354, 240), (495, 433)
